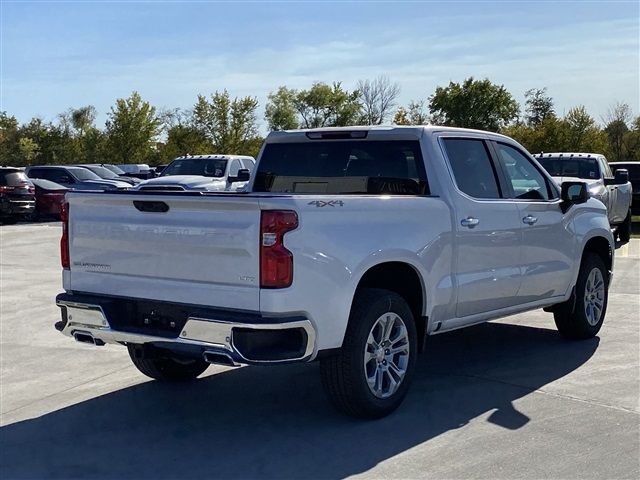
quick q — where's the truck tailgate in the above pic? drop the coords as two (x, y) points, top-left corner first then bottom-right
(67, 193), (260, 310)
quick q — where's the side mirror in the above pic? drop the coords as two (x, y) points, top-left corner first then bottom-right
(228, 169), (250, 183)
(614, 168), (629, 185)
(561, 181), (589, 213)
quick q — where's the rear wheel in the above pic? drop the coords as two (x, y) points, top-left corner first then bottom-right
(617, 209), (632, 243)
(127, 344), (209, 381)
(320, 288), (417, 419)
(554, 252), (608, 339)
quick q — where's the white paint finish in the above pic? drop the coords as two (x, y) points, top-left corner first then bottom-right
(62, 126), (616, 356)
(67, 193), (261, 310)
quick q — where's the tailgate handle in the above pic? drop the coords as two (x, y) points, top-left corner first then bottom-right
(133, 200), (169, 213)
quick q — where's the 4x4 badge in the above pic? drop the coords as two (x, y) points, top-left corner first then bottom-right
(308, 200), (344, 208)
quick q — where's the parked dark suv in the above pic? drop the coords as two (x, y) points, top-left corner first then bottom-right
(0, 167), (36, 224)
(25, 166), (131, 191)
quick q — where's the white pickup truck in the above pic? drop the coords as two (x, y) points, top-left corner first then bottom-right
(534, 153), (633, 242)
(55, 126), (614, 418)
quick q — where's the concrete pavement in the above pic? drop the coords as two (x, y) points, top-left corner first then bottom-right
(0, 222), (638, 479)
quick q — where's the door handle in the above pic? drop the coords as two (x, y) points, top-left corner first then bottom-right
(523, 215), (538, 225)
(460, 217), (480, 228)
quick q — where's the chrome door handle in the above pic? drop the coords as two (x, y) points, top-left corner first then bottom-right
(460, 217), (480, 228)
(523, 215), (538, 225)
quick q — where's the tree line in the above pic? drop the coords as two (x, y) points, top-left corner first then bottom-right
(1, 76), (639, 167)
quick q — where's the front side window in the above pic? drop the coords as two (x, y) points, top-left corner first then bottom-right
(599, 158), (613, 178)
(442, 138), (501, 199)
(228, 159), (242, 176)
(71, 168), (101, 181)
(495, 143), (552, 200)
(255, 140), (428, 195)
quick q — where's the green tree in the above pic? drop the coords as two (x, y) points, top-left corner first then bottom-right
(105, 92), (161, 164)
(159, 125), (214, 162)
(393, 100), (429, 125)
(562, 106), (608, 152)
(0, 112), (20, 165)
(429, 77), (519, 131)
(294, 82), (361, 128)
(265, 86), (298, 131)
(524, 88), (555, 126)
(18, 137), (40, 165)
(193, 90), (260, 153)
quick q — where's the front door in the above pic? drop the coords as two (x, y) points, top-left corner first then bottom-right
(492, 142), (575, 301)
(440, 137), (522, 318)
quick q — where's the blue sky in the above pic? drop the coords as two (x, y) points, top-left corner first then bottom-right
(2, 1), (638, 130)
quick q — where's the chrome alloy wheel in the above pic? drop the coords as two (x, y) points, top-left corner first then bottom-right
(364, 312), (410, 399)
(584, 267), (605, 326)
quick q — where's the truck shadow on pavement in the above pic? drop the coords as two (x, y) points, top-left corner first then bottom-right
(0, 322), (599, 479)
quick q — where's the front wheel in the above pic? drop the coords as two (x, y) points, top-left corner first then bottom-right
(554, 252), (608, 339)
(320, 288), (417, 419)
(127, 344), (209, 381)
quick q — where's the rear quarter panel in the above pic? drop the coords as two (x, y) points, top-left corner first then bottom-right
(258, 195), (453, 351)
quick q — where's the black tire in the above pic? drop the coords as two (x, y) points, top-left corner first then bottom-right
(1, 217), (18, 225)
(618, 209), (632, 243)
(127, 344), (209, 381)
(320, 288), (418, 419)
(554, 253), (608, 339)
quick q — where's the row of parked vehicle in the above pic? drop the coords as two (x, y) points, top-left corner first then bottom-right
(0, 149), (635, 233)
(0, 156), (256, 223)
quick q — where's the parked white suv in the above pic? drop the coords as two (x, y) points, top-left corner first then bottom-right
(55, 127), (614, 418)
(136, 154), (255, 192)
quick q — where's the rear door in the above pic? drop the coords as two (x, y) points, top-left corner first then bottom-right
(491, 142), (574, 300)
(67, 193), (261, 310)
(440, 136), (523, 318)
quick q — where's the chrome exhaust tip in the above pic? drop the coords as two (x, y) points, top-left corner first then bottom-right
(73, 331), (105, 346)
(203, 350), (238, 367)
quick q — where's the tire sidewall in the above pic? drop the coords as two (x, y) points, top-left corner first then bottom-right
(346, 291), (418, 417)
(573, 254), (608, 336)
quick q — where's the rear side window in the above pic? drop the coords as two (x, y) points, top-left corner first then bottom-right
(254, 140), (428, 195)
(442, 139), (501, 199)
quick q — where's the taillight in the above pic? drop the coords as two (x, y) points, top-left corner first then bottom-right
(260, 210), (298, 288)
(60, 201), (70, 269)
(0, 186), (15, 193)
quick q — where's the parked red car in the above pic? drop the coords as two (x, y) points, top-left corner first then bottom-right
(31, 178), (68, 219)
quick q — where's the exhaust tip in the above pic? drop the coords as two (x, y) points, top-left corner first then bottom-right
(203, 351), (238, 367)
(73, 332), (105, 346)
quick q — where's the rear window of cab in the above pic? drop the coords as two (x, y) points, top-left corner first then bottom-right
(254, 140), (428, 195)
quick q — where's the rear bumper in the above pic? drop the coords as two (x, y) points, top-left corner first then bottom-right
(0, 198), (35, 216)
(55, 293), (316, 365)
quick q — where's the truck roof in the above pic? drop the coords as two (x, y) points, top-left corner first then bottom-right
(265, 125), (513, 142)
(533, 152), (605, 159)
(172, 154), (255, 161)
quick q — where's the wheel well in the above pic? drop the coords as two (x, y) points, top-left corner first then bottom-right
(355, 262), (426, 350)
(583, 236), (613, 275)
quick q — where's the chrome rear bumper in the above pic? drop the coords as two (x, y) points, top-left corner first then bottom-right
(56, 299), (316, 365)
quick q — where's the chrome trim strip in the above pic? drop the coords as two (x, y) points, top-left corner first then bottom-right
(56, 300), (316, 364)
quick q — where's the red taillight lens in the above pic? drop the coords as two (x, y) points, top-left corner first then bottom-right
(260, 210), (298, 288)
(0, 185), (15, 193)
(60, 201), (70, 269)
